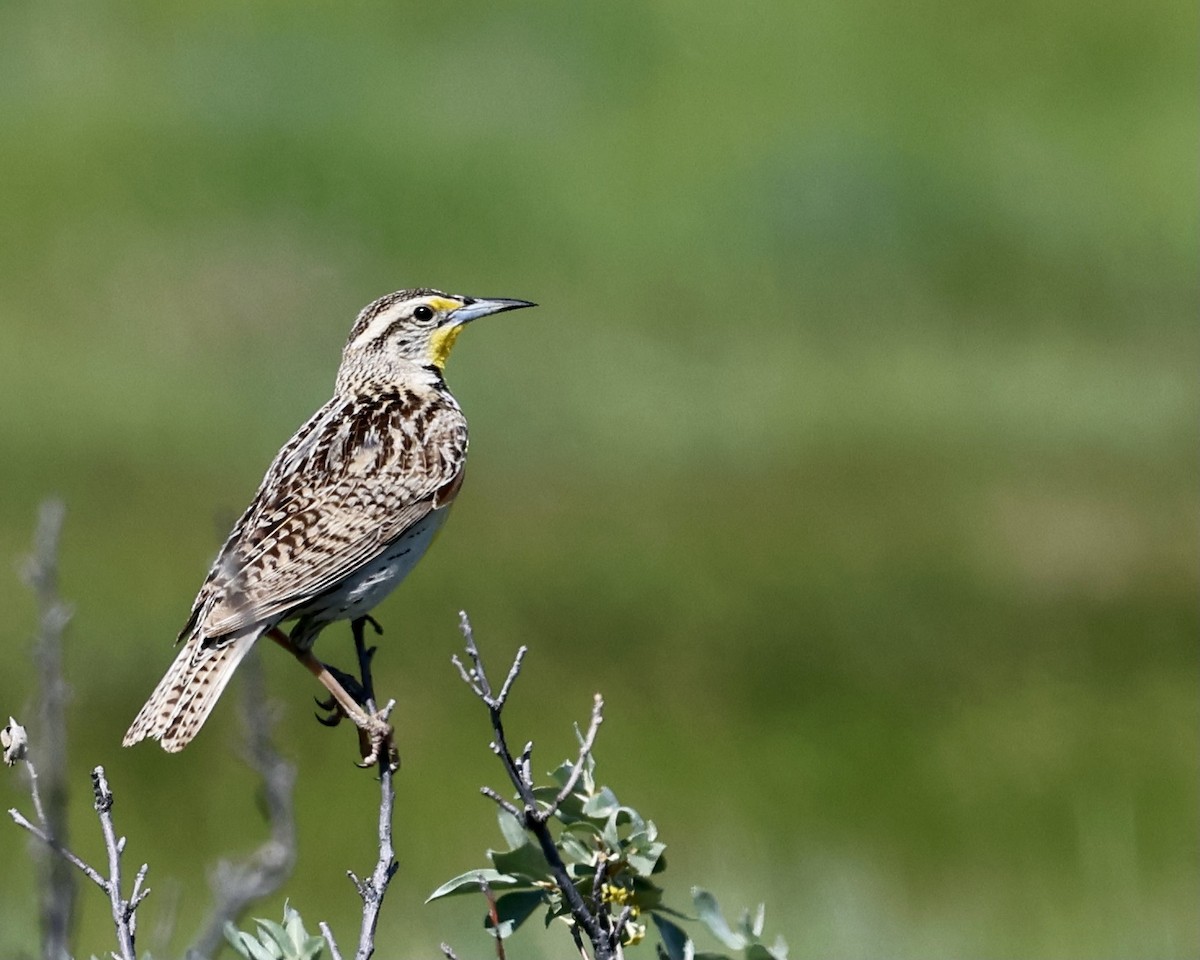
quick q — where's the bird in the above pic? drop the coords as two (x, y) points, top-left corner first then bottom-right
(123, 288), (535, 768)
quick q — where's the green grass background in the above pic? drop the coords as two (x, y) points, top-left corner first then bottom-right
(0, 0), (1195, 956)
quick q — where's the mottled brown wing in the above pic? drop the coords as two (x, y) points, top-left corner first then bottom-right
(192, 388), (467, 640)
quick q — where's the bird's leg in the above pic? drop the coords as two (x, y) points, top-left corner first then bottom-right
(266, 626), (399, 770)
(314, 664), (370, 724)
(354, 615), (384, 698)
(346, 615), (399, 769)
(312, 615), (385, 719)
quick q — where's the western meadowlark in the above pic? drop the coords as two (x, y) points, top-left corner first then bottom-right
(123, 288), (534, 768)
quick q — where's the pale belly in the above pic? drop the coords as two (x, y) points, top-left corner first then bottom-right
(288, 508), (450, 646)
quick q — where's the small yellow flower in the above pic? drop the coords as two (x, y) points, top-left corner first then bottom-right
(601, 883), (632, 906)
(623, 920), (647, 947)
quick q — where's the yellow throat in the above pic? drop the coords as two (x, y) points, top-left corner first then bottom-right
(429, 322), (464, 369)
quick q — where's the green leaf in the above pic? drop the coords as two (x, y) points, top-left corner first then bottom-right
(582, 786), (620, 818)
(629, 875), (665, 912)
(491, 841), (550, 881)
(533, 785), (586, 820)
(426, 869), (525, 902)
(488, 919), (517, 940)
(560, 832), (595, 863)
(224, 906), (324, 960)
(548, 761), (575, 789)
(651, 914), (693, 960)
(255, 918), (290, 951)
(497, 808), (527, 850)
(627, 840), (667, 876)
(692, 888), (746, 951)
(613, 804), (646, 834)
(747, 944), (788, 960)
(750, 903), (765, 938)
(562, 819), (604, 840)
(224, 926), (281, 960)
(486, 890), (545, 938)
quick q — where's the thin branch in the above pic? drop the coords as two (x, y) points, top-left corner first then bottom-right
(545, 695), (604, 818)
(349, 732), (398, 960)
(494, 646), (527, 708)
(326, 616), (399, 960)
(8, 747), (151, 959)
(187, 651), (298, 959)
(319, 922), (345, 960)
(570, 923), (589, 960)
(480, 786), (521, 818)
(590, 859), (608, 913)
(21, 498), (76, 960)
(90, 767), (143, 960)
(480, 876), (507, 960)
(611, 904), (633, 960)
(453, 612), (615, 960)
(9, 805), (108, 890)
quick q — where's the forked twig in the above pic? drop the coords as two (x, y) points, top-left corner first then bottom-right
(452, 612), (619, 960)
(8, 758), (148, 960)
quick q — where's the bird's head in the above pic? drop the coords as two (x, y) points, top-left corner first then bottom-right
(338, 288), (535, 391)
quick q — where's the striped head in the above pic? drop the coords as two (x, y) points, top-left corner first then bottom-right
(337, 288), (535, 392)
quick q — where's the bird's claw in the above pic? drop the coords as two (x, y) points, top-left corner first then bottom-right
(314, 694), (344, 727)
(325, 665), (369, 705)
(355, 710), (399, 771)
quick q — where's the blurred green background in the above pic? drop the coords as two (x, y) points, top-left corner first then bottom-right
(0, 0), (1195, 956)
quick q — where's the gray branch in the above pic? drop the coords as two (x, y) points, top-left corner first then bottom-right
(9, 758), (148, 960)
(347, 751), (398, 960)
(20, 499), (76, 960)
(320, 618), (399, 960)
(453, 612), (618, 960)
(319, 922), (345, 960)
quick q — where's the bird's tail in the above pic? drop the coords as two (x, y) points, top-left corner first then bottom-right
(123, 628), (261, 753)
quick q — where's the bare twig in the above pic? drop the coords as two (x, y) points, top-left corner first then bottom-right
(570, 919), (590, 959)
(345, 752), (398, 960)
(8, 745), (149, 960)
(453, 612), (617, 960)
(320, 922), (345, 960)
(480, 876), (507, 960)
(91, 767), (146, 960)
(21, 499), (76, 960)
(319, 616), (399, 960)
(187, 651), (298, 959)
(452, 612), (527, 711)
(480, 786), (521, 818)
(547, 695), (604, 818)
(10, 805), (107, 888)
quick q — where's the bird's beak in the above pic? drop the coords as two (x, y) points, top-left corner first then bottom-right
(444, 297), (537, 327)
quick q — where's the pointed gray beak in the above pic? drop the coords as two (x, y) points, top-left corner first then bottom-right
(445, 297), (537, 327)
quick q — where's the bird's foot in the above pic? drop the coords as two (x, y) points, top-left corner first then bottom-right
(355, 702), (399, 771)
(314, 696), (343, 727)
(312, 664), (370, 726)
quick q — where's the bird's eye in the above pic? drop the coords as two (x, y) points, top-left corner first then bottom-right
(413, 305), (435, 322)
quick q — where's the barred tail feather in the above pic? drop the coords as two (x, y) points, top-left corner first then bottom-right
(123, 629), (261, 752)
